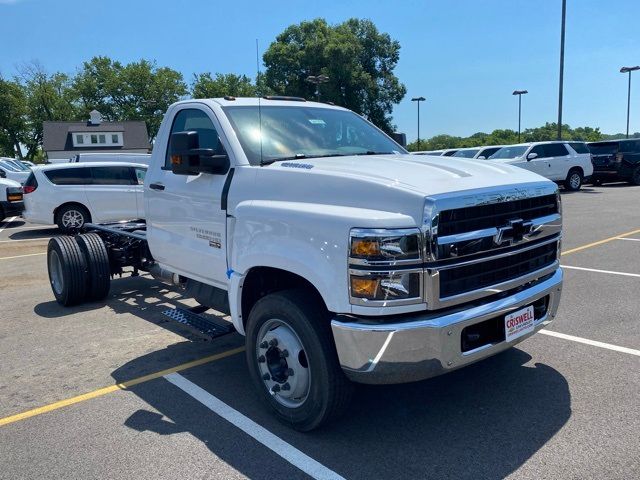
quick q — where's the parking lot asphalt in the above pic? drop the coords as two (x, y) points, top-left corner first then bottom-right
(1, 183), (639, 480)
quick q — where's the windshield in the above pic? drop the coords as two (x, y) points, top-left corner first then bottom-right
(0, 160), (21, 172)
(588, 143), (618, 155)
(452, 149), (480, 158)
(223, 105), (406, 165)
(489, 146), (528, 159)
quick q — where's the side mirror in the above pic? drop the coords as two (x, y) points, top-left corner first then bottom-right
(477, 155), (486, 160)
(0, 169), (5, 178)
(527, 152), (538, 161)
(169, 131), (229, 176)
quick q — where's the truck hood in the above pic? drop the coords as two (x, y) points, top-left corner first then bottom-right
(273, 154), (545, 195)
(246, 154), (553, 227)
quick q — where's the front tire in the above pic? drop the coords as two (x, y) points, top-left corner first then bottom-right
(47, 236), (87, 306)
(564, 169), (583, 191)
(56, 204), (90, 233)
(245, 289), (353, 431)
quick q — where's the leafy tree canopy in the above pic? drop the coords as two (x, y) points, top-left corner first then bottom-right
(263, 18), (406, 133)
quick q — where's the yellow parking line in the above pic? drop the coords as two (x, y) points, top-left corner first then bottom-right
(0, 346), (245, 427)
(562, 228), (640, 256)
(0, 252), (46, 261)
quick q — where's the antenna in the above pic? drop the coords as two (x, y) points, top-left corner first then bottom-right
(256, 39), (264, 165)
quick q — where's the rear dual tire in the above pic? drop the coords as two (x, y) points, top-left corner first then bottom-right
(47, 233), (110, 306)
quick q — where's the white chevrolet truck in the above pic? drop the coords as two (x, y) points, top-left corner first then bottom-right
(47, 97), (563, 430)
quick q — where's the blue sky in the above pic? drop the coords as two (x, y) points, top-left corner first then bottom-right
(1, 0), (639, 141)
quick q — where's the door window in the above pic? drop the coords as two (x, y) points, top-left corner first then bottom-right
(543, 144), (569, 157)
(44, 168), (91, 185)
(89, 166), (137, 185)
(165, 108), (222, 168)
(568, 142), (589, 154)
(134, 167), (147, 185)
(529, 145), (547, 158)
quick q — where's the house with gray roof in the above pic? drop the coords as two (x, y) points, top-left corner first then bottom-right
(43, 110), (150, 161)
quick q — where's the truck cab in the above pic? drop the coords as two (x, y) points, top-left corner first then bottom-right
(46, 97), (563, 430)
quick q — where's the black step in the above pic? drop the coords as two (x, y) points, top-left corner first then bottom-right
(162, 307), (235, 338)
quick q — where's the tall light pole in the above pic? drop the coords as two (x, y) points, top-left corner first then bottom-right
(513, 90), (528, 142)
(305, 74), (330, 102)
(411, 96), (426, 150)
(557, 0), (567, 140)
(620, 66), (640, 138)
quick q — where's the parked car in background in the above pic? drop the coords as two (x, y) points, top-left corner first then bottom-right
(0, 177), (24, 221)
(22, 162), (147, 232)
(20, 160), (36, 168)
(412, 148), (459, 156)
(0, 159), (30, 184)
(587, 139), (640, 185)
(69, 152), (152, 165)
(474, 145), (504, 159)
(451, 147), (481, 158)
(488, 141), (593, 191)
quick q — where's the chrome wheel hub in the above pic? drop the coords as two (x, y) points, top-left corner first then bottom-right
(61, 210), (84, 228)
(569, 174), (581, 188)
(256, 319), (310, 408)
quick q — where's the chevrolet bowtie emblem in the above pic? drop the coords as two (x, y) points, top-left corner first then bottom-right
(494, 219), (533, 246)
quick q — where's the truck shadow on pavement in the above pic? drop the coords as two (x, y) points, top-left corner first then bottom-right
(111, 337), (571, 480)
(8, 227), (58, 240)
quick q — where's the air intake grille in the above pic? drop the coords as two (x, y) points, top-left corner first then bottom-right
(438, 195), (558, 236)
(439, 241), (557, 298)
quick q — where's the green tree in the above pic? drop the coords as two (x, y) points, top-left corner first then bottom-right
(0, 78), (28, 158)
(191, 72), (256, 98)
(72, 56), (187, 140)
(263, 18), (406, 133)
(18, 62), (78, 159)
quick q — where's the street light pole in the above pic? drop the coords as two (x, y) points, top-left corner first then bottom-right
(557, 0), (567, 140)
(620, 66), (640, 138)
(513, 90), (528, 142)
(411, 96), (426, 150)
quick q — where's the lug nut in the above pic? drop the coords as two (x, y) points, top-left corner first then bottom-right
(272, 384), (281, 392)
(257, 355), (265, 363)
(286, 368), (294, 377)
(280, 349), (289, 358)
(260, 341), (268, 349)
(269, 338), (278, 347)
(282, 383), (291, 391)
(262, 373), (271, 380)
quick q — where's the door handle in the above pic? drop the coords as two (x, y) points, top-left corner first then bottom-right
(149, 183), (165, 191)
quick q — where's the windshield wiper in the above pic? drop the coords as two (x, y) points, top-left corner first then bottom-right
(352, 151), (396, 156)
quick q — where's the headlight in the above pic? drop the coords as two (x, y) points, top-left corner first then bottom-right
(349, 228), (421, 265)
(349, 228), (424, 306)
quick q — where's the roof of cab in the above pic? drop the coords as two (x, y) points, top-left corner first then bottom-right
(173, 97), (349, 110)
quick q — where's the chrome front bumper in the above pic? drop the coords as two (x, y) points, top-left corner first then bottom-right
(331, 268), (563, 384)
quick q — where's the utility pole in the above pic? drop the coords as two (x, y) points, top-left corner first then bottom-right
(620, 66), (640, 138)
(557, 0), (567, 140)
(411, 96), (426, 150)
(513, 90), (528, 142)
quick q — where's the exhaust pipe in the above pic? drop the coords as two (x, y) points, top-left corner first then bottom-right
(148, 264), (184, 287)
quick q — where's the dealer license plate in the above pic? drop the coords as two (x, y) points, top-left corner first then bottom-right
(504, 305), (535, 342)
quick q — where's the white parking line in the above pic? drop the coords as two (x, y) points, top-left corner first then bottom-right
(0, 238), (50, 243)
(561, 265), (640, 278)
(540, 330), (640, 357)
(0, 217), (17, 234)
(165, 373), (345, 480)
(0, 252), (46, 261)
(616, 237), (640, 242)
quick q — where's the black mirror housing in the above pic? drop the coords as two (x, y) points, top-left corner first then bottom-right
(170, 131), (230, 176)
(0, 169), (5, 178)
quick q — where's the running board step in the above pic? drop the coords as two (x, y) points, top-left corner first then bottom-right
(162, 307), (235, 338)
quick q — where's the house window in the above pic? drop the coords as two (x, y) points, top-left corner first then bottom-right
(111, 134), (118, 144)
(99, 134), (106, 144)
(91, 135), (98, 144)
(76, 135), (84, 144)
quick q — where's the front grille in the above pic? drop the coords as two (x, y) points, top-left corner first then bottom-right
(439, 241), (557, 298)
(438, 194), (558, 236)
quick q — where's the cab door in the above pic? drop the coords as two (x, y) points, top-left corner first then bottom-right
(544, 143), (571, 180)
(524, 145), (551, 178)
(144, 105), (229, 289)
